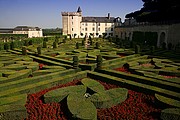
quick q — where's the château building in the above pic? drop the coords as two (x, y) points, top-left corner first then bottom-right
(13, 26), (43, 38)
(0, 26), (43, 38)
(61, 7), (121, 38)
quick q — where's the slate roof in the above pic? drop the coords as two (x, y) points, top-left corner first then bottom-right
(82, 17), (115, 23)
(13, 26), (41, 31)
(0, 28), (13, 33)
(77, 6), (82, 13)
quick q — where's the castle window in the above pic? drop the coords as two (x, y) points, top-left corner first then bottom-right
(98, 28), (100, 31)
(72, 16), (73, 19)
(111, 28), (113, 31)
(85, 23), (88, 26)
(105, 28), (107, 31)
(72, 28), (73, 31)
(93, 23), (95, 26)
(92, 28), (95, 31)
(85, 28), (87, 31)
(98, 23), (100, 26)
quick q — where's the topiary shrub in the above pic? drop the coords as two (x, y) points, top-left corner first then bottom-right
(53, 42), (57, 49)
(81, 78), (105, 93)
(88, 88), (128, 108)
(24, 40), (29, 46)
(29, 39), (33, 45)
(76, 42), (79, 49)
(63, 39), (66, 43)
(67, 93), (97, 120)
(96, 55), (102, 70)
(10, 41), (16, 50)
(123, 63), (130, 70)
(22, 46), (27, 55)
(160, 108), (180, 120)
(135, 45), (140, 54)
(82, 40), (85, 46)
(43, 41), (47, 48)
(44, 85), (86, 103)
(95, 42), (100, 49)
(4, 42), (10, 50)
(0, 42), (4, 51)
(44, 37), (48, 42)
(73, 56), (79, 69)
(37, 46), (41, 55)
(55, 36), (59, 43)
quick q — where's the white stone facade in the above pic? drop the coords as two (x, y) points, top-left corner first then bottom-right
(13, 26), (43, 38)
(61, 7), (121, 38)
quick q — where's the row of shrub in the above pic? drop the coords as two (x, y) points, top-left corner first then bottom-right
(88, 70), (180, 101)
(0, 69), (82, 98)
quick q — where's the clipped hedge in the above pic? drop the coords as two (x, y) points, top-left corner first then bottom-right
(0, 94), (27, 106)
(42, 65), (65, 70)
(88, 88), (128, 108)
(0, 104), (27, 120)
(160, 108), (180, 120)
(87, 71), (180, 100)
(0, 70), (85, 98)
(137, 71), (180, 84)
(32, 69), (65, 77)
(97, 69), (180, 93)
(81, 78), (105, 93)
(29, 55), (72, 69)
(67, 93), (97, 120)
(0, 69), (32, 84)
(155, 94), (180, 108)
(0, 68), (81, 92)
(3, 64), (27, 70)
(44, 85), (86, 103)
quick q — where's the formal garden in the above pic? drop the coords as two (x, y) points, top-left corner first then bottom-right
(0, 35), (179, 120)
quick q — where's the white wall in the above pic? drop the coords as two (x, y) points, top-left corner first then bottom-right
(13, 29), (43, 38)
(80, 22), (114, 38)
(28, 30), (43, 38)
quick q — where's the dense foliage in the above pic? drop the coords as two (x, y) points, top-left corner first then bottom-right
(126, 0), (180, 23)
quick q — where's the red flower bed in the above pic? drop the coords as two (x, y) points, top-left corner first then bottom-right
(51, 54), (57, 57)
(141, 63), (153, 67)
(114, 67), (130, 73)
(96, 80), (162, 120)
(117, 53), (126, 57)
(25, 80), (81, 120)
(25, 76), (167, 120)
(161, 75), (178, 79)
(39, 63), (46, 69)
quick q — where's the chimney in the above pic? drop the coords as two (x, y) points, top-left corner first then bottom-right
(108, 13), (110, 19)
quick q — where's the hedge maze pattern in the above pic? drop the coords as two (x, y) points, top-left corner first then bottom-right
(0, 37), (179, 120)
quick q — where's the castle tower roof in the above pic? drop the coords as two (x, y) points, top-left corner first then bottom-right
(77, 6), (82, 12)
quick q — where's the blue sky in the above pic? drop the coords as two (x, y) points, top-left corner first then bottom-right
(0, 0), (143, 28)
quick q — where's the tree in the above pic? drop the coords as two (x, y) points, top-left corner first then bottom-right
(96, 33), (99, 36)
(74, 34), (77, 38)
(80, 33), (83, 36)
(102, 33), (107, 39)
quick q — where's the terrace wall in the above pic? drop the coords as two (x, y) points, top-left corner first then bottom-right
(114, 23), (180, 48)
